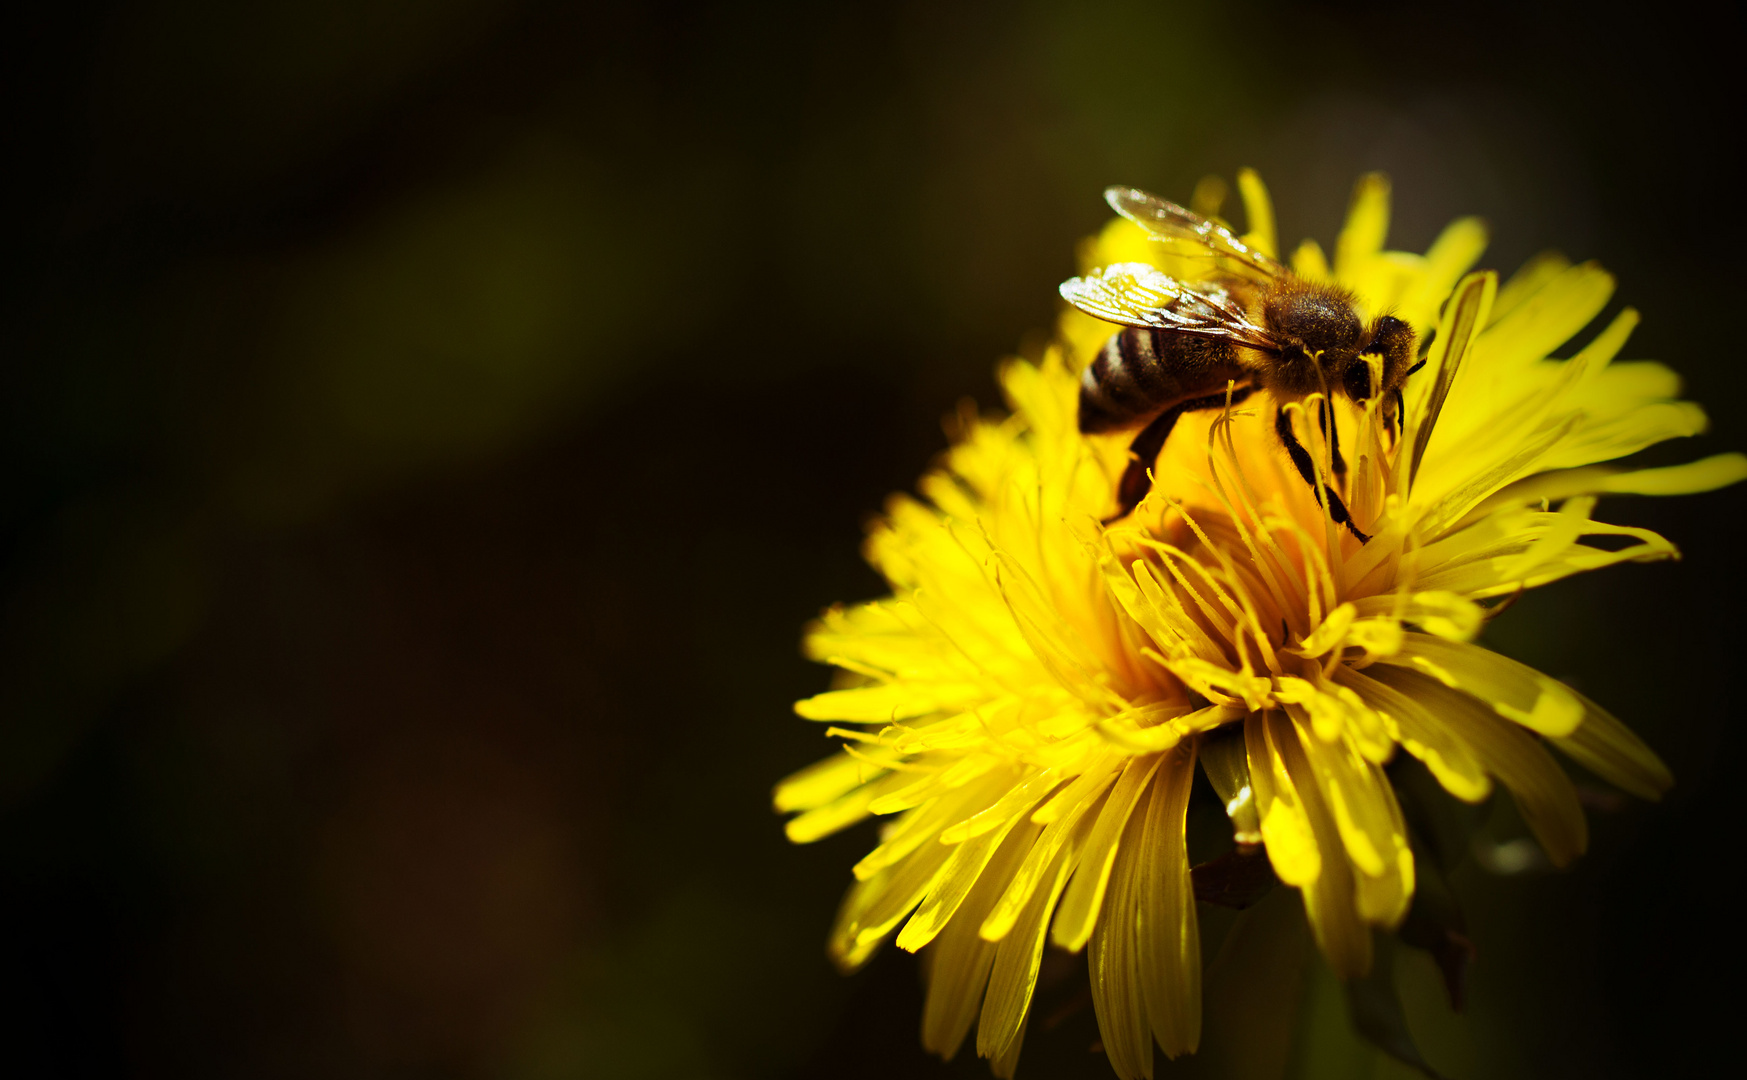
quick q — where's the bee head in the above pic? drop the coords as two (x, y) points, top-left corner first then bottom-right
(1262, 284), (1365, 395)
(1355, 314), (1417, 400)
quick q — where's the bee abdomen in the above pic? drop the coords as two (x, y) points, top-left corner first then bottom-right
(1078, 329), (1241, 434)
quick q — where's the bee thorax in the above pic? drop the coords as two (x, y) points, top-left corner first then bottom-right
(1261, 283), (1365, 395)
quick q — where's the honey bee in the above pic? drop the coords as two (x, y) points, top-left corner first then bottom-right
(1061, 186), (1423, 540)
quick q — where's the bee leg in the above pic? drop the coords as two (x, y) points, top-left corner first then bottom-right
(1107, 386), (1255, 523)
(1108, 405), (1188, 524)
(1316, 399), (1347, 475)
(1276, 404), (1321, 501)
(1276, 405), (1370, 543)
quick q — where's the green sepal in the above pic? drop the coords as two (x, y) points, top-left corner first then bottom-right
(1343, 933), (1448, 1079)
(1397, 832), (1476, 1010)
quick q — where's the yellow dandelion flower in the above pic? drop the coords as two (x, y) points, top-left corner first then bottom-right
(775, 170), (1747, 1078)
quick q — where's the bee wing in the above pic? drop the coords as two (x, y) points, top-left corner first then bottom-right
(1059, 262), (1279, 352)
(1105, 185), (1289, 282)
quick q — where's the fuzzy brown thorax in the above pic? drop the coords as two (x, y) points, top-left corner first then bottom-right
(1259, 281), (1367, 396)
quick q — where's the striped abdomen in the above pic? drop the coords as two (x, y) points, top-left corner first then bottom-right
(1078, 328), (1246, 434)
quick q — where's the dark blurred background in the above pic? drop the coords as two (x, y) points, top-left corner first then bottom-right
(4, 1), (1743, 1077)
